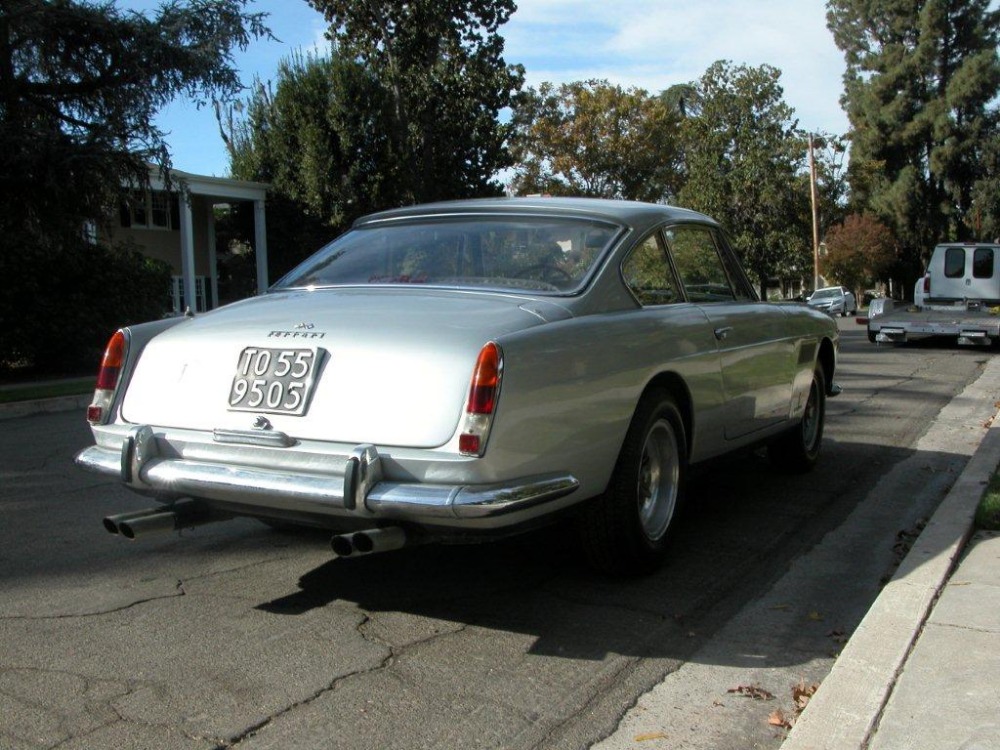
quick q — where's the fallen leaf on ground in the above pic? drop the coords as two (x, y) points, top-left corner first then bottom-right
(728, 684), (775, 701)
(808, 611), (823, 621)
(768, 709), (793, 729)
(634, 732), (668, 742)
(792, 681), (819, 712)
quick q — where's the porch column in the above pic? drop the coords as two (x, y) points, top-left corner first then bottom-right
(254, 199), (268, 293)
(179, 192), (196, 314)
(207, 205), (218, 309)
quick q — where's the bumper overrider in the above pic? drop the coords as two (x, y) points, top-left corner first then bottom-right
(75, 425), (580, 528)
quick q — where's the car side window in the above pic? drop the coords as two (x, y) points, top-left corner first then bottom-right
(974, 248), (994, 279)
(664, 225), (737, 302)
(944, 248), (965, 278)
(622, 233), (679, 306)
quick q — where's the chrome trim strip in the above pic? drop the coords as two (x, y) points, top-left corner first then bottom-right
(213, 428), (296, 448)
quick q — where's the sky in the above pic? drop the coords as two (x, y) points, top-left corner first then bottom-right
(122, 0), (851, 179)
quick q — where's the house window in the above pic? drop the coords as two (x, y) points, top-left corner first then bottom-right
(171, 276), (208, 313)
(150, 192), (171, 228)
(122, 190), (174, 230)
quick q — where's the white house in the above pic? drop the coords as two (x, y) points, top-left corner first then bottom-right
(108, 166), (270, 314)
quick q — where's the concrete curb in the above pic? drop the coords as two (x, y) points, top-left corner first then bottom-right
(0, 394), (92, 421)
(782, 414), (1000, 749)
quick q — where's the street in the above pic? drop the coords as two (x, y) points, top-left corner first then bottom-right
(1, 322), (996, 750)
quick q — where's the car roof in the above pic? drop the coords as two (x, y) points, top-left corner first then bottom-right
(352, 197), (718, 232)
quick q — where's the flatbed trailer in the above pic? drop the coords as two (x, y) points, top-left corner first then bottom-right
(866, 298), (1000, 346)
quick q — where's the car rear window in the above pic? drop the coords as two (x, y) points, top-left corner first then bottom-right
(273, 216), (622, 294)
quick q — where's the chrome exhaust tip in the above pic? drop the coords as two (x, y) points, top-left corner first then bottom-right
(331, 527), (409, 558)
(103, 502), (227, 540)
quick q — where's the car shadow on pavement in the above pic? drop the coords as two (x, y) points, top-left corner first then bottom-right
(252, 437), (959, 667)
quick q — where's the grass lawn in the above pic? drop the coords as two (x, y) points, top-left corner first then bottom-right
(0, 378), (93, 404)
(976, 469), (1000, 531)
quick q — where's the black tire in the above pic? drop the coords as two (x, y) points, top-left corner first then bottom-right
(768, 365), (826, 473)
(578, 390), (687, 575)
(868, 329), (877, 343)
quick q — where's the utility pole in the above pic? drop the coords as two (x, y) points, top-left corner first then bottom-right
(808, 134), (821, 292)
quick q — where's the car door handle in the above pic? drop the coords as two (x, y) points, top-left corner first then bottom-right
(714, 326), (733, 341)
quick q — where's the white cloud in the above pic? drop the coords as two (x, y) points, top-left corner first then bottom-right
(504, 0), (849, 135)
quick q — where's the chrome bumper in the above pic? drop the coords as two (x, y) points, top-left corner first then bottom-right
(75, 425), (579, 524)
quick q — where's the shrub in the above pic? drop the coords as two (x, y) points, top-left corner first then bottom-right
(0, 233), (171, 375)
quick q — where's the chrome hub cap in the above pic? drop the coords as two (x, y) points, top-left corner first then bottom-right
(801, 379), (820, 450)
(637, 419), (680, 541)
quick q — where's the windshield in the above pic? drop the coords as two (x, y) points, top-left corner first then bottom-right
(273, 216), (621, 294)
(811, 288), (840, 300)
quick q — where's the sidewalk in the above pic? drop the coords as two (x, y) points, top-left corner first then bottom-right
(783, 416), (1000, 750)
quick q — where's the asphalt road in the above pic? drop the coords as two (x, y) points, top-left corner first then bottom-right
(1, 321), (996, 750)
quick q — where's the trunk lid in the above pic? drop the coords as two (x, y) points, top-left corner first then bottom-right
(121, 288), (565, 448)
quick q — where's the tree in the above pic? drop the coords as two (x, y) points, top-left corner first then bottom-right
(969, 133), (1000, 240)
(508, 80), (684, 201)
(0, 0), (270, 241)
(220, 50), (396, 271)
(0, 0), (269, 372)
(306, 0), (524, 203)
(827, 0), (1000, 271)
(678, 61), (808, 298)
(822, 213), (897, 296)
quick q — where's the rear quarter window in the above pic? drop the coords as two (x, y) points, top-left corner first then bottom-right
(974, 248), (994, 279)
(944, 247), (965, 278)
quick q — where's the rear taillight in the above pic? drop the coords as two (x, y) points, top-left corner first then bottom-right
(459, 342), (502, 456)
(923, 275), (930, 294)
(88, 330), (128, 424)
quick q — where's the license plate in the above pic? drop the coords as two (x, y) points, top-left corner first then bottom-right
(228, 347), (321, 416)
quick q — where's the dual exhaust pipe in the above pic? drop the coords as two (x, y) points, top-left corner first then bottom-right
(103, 501), (224, 539)
(104, 505), (410, 558)
(330, 527), (409, 558)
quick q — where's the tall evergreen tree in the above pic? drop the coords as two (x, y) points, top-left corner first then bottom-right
(306, 0), (524, 203)
(0, 0), (270, 242)
(220, 50), (397, 271)
(827, 0), (1000, 270)
(0, 0), (269, 372)
(678, 61), (808, 298)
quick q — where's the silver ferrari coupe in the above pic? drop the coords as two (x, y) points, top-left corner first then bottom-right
(76, 197), (839, 574)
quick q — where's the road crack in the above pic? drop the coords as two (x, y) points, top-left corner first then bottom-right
(0, 581), (186, 621)
(216, 609), (470, 749)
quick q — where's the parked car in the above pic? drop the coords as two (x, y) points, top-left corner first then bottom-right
(807, 286), (857, 316)
(76, 198), (840, 574)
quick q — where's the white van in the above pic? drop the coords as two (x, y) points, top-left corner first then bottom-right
(924, 243), (1000, 304)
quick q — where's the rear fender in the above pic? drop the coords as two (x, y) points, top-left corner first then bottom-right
(105, 317), (191, 424)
